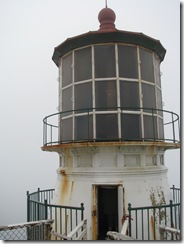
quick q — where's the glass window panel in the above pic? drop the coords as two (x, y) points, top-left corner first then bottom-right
(62, 87), (72, 115)
(94, 45), (116, 78)
(142, 83), (156, 110)
(75, 115), (93, 141)
(121, 114), (141, 140)
(95, 80), (117, 109)
(140, 48), (154, 83)
(62, 53), (72, 87)
(154, 56), (161, 87)
(158, 117), (164, 140)
(118, 45), (138, 78)
(96, 114), (118, 140)
(120, 81), (139, 109)
(156, 88), (163, 116)
(75, 82), (92, 112)
(61, 118), (73, 142)
(74, 47), (92, 82)
(144, 115), (158, 140)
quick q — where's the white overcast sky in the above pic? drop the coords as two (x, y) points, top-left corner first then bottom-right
(0, 0), (181, 226)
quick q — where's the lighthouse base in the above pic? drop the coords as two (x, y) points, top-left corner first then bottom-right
(52, 143), (172, 240)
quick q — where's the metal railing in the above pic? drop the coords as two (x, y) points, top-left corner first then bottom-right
(27, 188), (84, 240)
(127, 186), (181, 240)
(42, 107), (180, 146)
(170, 185), (180, 204)
(0, 220), (53, 241)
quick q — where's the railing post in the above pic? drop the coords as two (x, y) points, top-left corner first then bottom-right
(44, 199), (48, 220)
(50, 125), (52, 145)
(128, 203), (132, 237)
(172, 185), (175, 203)
(81, 203), (84, 221)
(45, 118), (47, 146)
(169, 200), (174, 240)
(27, 191), (30, 222)
(171, 113), (176, 143)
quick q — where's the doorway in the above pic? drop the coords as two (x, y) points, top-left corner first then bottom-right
(97, 185), (118, 240)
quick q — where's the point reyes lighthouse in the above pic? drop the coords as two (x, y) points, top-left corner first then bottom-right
(39, 3), (180, 240)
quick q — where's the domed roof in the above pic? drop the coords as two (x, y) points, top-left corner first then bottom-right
(98, 6), (116, 31)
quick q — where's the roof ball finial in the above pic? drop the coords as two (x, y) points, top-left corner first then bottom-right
(98, 3), (116, 32)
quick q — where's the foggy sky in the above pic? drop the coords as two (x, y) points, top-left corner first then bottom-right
(0, 0), (181, 226)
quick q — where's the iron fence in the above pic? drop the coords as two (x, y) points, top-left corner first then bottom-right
(0, 220), (53, 241)
(127, 186), (181, 241)
(27, 188), (84, 240)
(43, 107), (180, 146)
(170, 185), (180, 204)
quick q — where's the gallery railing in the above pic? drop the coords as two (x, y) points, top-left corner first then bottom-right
(42, 107), (180, 146)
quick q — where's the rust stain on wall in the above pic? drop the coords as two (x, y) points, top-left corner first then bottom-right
(150, 215), (155, 240)
(148, 145), (156, 157)
(92, 185), (97, 240)
(60, 171), (69, 204)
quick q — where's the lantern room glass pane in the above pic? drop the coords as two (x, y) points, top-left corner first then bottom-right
(142, 83), (156, 110)
(61, 118), (73, 142)
(121, 114), (141, 140)
(74, 47), (92, 82)
(95, 80), (117, 109)
(75, 82), (92, 112)
(62, 53), (72, 87)
(94, 45), (116, 78)
(154, 56), (161, 87)
(120, 81), (139, 109)
(140, 48), (154, 83)
(118, 45), (138, 78)
(75, 115), (93, 141)
(158, 117), (164, 140)
(96, 114), (118, 140)
(62, 87), (72, 114)
(156, 88), (163, 116)
(144, 115), (158, 140)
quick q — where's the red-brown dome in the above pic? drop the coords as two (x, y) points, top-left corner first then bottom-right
(98, 7), (116, 31)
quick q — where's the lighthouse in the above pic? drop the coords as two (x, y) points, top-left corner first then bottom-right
(41, 4), (180, 240)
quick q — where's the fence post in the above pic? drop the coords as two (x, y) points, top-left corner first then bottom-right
(44, 199), (48, 220)
(27, 191), (30, 222)
(128, 203), (132, 237)
(169, 200), (174, 240)
(37, 188), (40, 220)
(81, 203), (84, 220)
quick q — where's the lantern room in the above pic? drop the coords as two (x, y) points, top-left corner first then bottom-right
(52, 10), (166, 144)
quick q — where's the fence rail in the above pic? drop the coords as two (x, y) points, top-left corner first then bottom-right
(27, 188), (84, 240)
(0, 220), (53, 241)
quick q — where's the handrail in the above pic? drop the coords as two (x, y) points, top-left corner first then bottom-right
(42, 106), (180, 146)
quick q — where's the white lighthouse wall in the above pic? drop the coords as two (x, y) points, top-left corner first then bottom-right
(52, 145), (172, 240)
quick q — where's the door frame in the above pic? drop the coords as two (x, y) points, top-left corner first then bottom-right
(92, 183), (124, 240)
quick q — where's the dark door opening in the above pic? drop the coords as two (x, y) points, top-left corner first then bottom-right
(97, 186), (118, 240)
